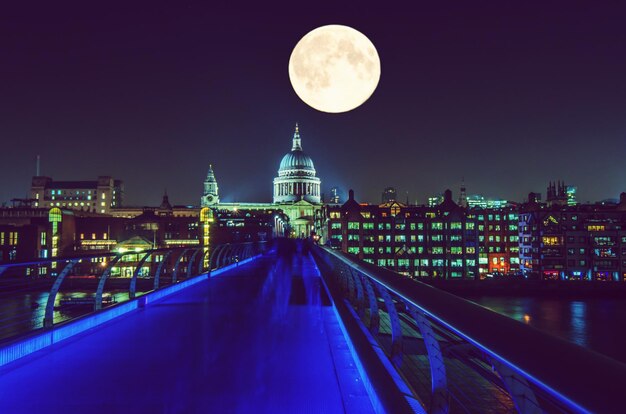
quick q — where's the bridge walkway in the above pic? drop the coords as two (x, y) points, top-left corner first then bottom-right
(0, 243), (373, 414)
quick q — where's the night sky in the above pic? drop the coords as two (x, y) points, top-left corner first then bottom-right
(2, 1), (626, 206)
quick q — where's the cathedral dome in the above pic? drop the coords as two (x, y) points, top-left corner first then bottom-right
(273, 124), (321, 204)
(279, 150), (315, 173)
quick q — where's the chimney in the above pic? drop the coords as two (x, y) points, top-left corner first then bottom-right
(444, 189), (452, 202)
(348, 189), (355, 201)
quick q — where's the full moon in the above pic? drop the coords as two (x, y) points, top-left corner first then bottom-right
(289, 25), (381, 113)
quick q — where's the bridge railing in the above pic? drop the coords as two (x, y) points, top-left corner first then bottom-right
(312, 245), (626, 414)
(0, 242), (267, 343)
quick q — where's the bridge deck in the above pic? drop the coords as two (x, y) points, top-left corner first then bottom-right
(0, 246), (373, 413)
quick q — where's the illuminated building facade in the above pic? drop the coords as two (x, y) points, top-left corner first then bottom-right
(0, 207), (75, 267)
(211, 208), (288, 244)
(428, 195), (443, 207)
(320, 189), (479, 280)
(475, 207), (520, 276)
(567, 186), (577, 206)
(31, 176), (123, 214)
(519, 192), (626, 281)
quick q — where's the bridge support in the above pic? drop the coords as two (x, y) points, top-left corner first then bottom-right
(95, 255), (122, 311)
(129, 252), (152, 299)
(172, 249), (190, 284)
(154, 251), (173, 290)
(44, 259), (80, 328)
(186, 248), (202, 279)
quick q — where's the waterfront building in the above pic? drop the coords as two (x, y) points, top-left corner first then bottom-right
(31, 176), (123, 214)
(474, 206), (520, 276)
(320, 189), (479, 279)
(519, 192), (626, 281)
(0, 207), (75, 266)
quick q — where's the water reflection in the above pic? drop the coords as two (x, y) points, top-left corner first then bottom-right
(569, 301), (587, 347)
(467, 296), (626, 363)
(0, 290), (141, 341)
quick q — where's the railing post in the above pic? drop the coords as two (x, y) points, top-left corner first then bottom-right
(215, 244), (230, 268)
(129, 251), (152, 299)
(197, 248), (211, 275)
(154, 250), (173, 290)
(378, 284), (404, 366)
(44, 259), (79, 328)
(361, 276), (380, 336)
(172, 249), (190, 284)
(491, 359), (541, 414)
(186, 248), (202, 278)
(407, 307), (450, 414)
(349, 268), (366, 319)
(95, 255), (122, 311)
(209, 245), (224, 271)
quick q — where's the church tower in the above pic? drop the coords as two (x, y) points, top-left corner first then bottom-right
(201, 164), (219, 207)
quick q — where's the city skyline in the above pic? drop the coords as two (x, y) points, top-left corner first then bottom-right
(2, 2), (626, 206)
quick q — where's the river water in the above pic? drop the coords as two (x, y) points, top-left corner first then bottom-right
(0, 291), (137, 342)
(466, 295), (626, 364)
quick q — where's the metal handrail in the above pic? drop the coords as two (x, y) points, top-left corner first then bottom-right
(0, 242), (268, 343)
(315, 246), (626, 414)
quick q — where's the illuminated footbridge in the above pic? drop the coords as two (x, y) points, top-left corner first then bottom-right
(0, 240), (624, 413)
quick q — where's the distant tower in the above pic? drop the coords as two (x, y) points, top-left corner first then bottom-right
(159, 190), (173, 211)
(329, 186), (341, 204)
(546, 180), (567, 207)
(566, 185), (577, 206)
(201, 164), (219, 207)
(382, 187), (397, 203)
(458, 178), (468, 208)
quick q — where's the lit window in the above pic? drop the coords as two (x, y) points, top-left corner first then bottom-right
(542, 236), (561, 246)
